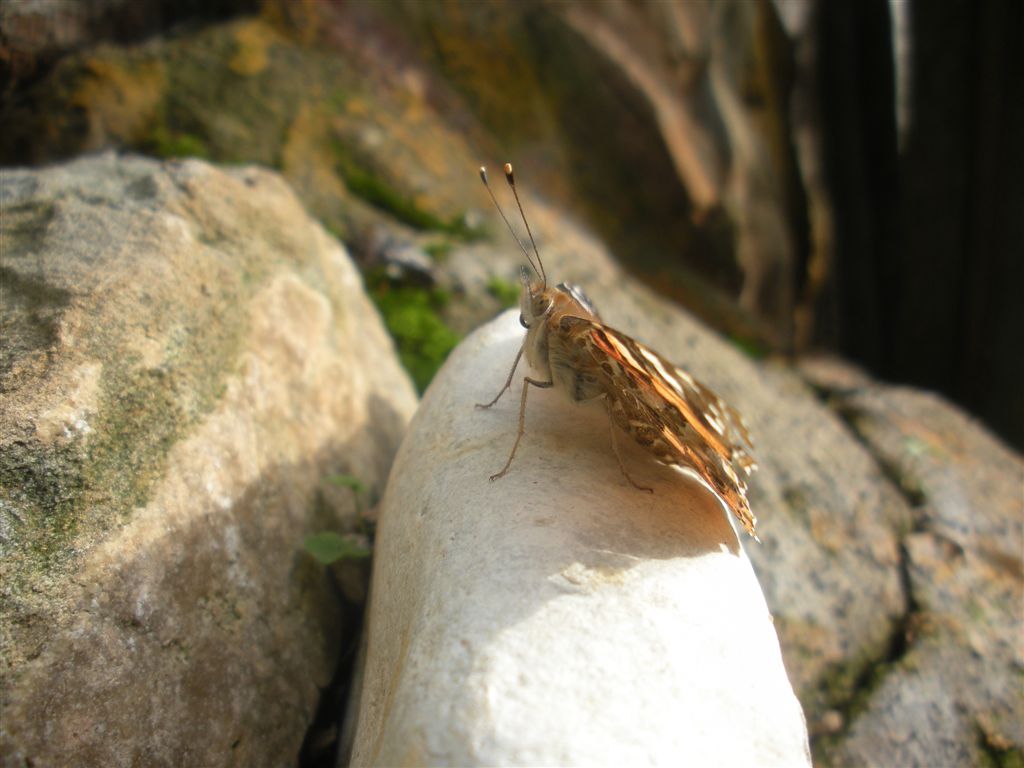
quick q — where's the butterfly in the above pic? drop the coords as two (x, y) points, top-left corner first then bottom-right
(476, 163), (758, 538)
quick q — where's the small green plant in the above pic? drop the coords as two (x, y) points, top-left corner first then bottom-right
(327, 472), (367, 514)
(305, 474), (372, 564)
(147, 125), (209, 159)
(328, 473), (366, 493)
(424, 240), (454, 262)
(303, 531), (371, 565)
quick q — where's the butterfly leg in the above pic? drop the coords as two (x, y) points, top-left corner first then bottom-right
(490, 376), (552, 481)
(607, 406), (653, 494)
(476, 345), (524, 409)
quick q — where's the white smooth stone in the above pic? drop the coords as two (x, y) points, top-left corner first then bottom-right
(351, 310), (811, 767)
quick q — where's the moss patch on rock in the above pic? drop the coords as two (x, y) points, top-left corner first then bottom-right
(485, 276), (520, 309)
(331, 141), (471, 236)
(366, 276), (460, 393)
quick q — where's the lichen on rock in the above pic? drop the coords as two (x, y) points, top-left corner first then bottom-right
(0, 152), (417, 767)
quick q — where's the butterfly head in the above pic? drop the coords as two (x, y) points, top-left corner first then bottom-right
(518, 265), (553, 329)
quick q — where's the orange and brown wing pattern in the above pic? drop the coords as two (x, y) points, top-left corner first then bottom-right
(585, 323), (758, 537)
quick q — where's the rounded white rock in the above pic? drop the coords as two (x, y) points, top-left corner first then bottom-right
(350, 310), (811, 767)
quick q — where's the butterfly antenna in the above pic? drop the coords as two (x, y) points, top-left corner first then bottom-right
(503, 163), (547, 287)
(479, 166), (543, 282)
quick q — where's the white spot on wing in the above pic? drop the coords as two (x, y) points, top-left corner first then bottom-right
(639, 347), (687, 396)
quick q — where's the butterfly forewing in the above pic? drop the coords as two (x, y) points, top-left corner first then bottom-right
(576, 321), (758, 536)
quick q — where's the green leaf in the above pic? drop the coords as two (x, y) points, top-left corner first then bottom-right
(303, 532), (371, 565)
(327, 474), (366, 493)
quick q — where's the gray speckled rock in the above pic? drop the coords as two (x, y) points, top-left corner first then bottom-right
(0, 153), (418, 767)
(350, 310), (811, 767)
(820, 382), (1024, 766)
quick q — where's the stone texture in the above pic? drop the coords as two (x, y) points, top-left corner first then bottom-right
(351, 310), (811, 766)
(816, 379), (1024, 766)
(0, 5), (783, 346)
(558, 0), (798, 337)
(0, 153), (418, 767)
(1, 0), (145, 57)
(0, 15), (488, 244)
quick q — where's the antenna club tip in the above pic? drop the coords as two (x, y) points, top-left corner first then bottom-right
(503, 162), (515, 184)
(478, 166), (488, 183)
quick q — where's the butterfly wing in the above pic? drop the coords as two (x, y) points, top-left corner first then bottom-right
(565, 317), (758, 536)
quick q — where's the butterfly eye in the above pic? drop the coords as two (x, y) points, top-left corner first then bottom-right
(519, 313), (530, 329)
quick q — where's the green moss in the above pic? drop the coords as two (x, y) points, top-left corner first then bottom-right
(730, 333), (768, 359)
(368, 279), (460, 392)
(1, 265), (252, 597)
(328, 88), (351, 111)
(424, 240), (453, 262)
(327, 474), (366, 493)
(0, 363), (189, 578)
(0, 261), (69, 383)
(326, 472), (367, 515)
(325, 222), (350, 243)
(0, 444), (85, 565)
(344, 163), (436, 228)
(978, 726), (1024, 768)
(809, 633), (926, 763)
(965, 597), (988, 623)
(981, 746), (1024, 768)
(153, 20), (316, 167)
(146, 125), (209, 159)
(331, 141), (475, 237)
(486, 276), (520, 308)
(84, 363), (187, 513)
(809, 655), (879, 762)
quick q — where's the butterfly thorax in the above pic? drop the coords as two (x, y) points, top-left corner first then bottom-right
(521, 278), (604, 401)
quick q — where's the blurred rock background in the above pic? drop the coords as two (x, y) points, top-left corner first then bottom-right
(3, 0), (1021, 443)
(1, 1), (1021, 766)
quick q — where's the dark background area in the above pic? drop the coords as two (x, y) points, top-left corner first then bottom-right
(815, 0), (1023, 450)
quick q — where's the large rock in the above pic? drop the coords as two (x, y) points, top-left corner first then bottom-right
(799, 362), (1024, 765)
(0, 153), (418, 766)
(350, 310), (811, 766)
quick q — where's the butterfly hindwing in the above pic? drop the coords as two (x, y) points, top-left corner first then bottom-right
(572, 321), (757, 536)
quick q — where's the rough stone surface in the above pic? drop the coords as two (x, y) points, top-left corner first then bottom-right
(351, 310), (811, 767)
(0, 153), (418, 767)
(808, 374), (1024, 766)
